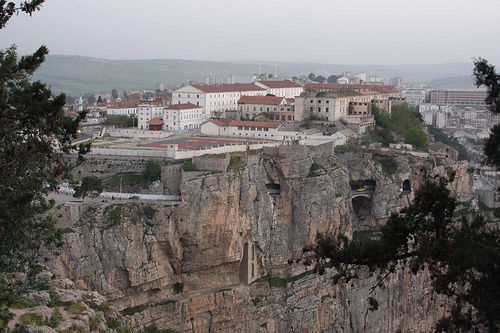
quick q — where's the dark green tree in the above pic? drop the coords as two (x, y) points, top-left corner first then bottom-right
(0, 1), (87, 272)
(97, 96), (103, 103)
(473, 58), (500, 168)
(307, 73), (316, 81)
(314, 178), (499, 332)
(111, 88), (118, 100)
(73, 176), (103, 198)
(87, 94), (95, 104)
(315, 75), (326, 83)
(142, 159), (161, 183)
(0, 1), (44, 29)
(327, 75), (339, 83)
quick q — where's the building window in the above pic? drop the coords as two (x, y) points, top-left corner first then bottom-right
(318, 107), (321, 112)
(326, 107), (329, 112)
(318, 100), (321, 103)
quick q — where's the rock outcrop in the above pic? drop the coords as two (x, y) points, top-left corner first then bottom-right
(49, 146), (471, 332)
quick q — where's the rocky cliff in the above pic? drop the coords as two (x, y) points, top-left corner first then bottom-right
(49, 146), (471, 332)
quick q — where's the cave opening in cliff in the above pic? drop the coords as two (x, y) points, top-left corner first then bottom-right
(352, 196), (372, 217)
(350, 179), (376, 191)
(402, 179), (411, 192)
(266, 183), (281, 195)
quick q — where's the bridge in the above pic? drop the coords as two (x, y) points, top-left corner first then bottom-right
(351, 188), (375, 199)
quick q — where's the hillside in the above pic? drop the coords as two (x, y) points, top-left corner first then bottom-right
(33, 55), (475, 96)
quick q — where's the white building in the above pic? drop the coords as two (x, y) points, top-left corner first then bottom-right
(402, 87), (429, 106)
(164, 103), (204, 131)
(200, 119), (345, 146)
(171, 83), (266, 120)
(337, 77), (349, 84)
(254, 80), (303, 98)
(106, 105), (138, 116)
(137, 104), (164, 130)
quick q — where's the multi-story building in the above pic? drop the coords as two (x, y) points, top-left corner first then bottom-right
(164, 103), (204, 131)
(137, 104), (164, 130)
(254, 80), (303, 98)
(172, 83), (266, 120)
(403, 87), (429, 106)
(137, 103), (204, 131)
(238, 96), (294, 121)
(294, 84), (401, 121)
(105, 102), (138, 116)
(430, 90), (487, 107)
(390, 77), (403, 88)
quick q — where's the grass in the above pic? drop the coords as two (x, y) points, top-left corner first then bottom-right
(121, 304), (148, 316)
(182, 159), (197, 171)
(104, 173), (144, 187)
(254, 269), (317, 289)
(19, 313), (44, 326)
(143, 324), (177, 333)
(104, 204), (124, 227)
(227, 155), (246, 171)
(65, 301), (87, 315)
(372, 154), (398, 176)
(308, 162), (326, 177)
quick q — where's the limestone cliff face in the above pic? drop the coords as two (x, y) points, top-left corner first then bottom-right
(50, 148), (471, 332)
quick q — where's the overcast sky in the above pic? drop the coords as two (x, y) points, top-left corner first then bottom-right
(1, 0), (499, 65)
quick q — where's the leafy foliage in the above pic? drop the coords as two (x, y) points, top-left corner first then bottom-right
(143, 159), (161, 183)
(372, 104), (428, 150)
(0, 1), (45, 29)
(428, 126), (468, 161)
(0, 44), (86, 272)
(473, 58), (500, 168)
(103, 115), (136, 127)
(314, 178), (500, 332)
(73, 176), (103, 198)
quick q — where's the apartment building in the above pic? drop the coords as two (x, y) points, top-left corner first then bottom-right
(171, 83), (266, 120)
(137, 104), (164, 130)
(430, 90), (487, 107)
(254, 80), (303, 98)
(402, 87), (429, 105)
(164, 103), (204, 131)
(105, 102), (138, 116)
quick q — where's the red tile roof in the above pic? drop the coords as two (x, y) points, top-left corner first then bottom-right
(238, 96), (286, 105)
(257, 80), (301, 88)
(165, 103), (202, 110)
(305, 83), (398, 94)
(191, 83), (265, 93)
(147, 118), (164, 125)
(210, 118), (232, 126)
(228, 120), (280, 128)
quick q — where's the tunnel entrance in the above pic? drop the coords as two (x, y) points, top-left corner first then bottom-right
(266, 183), (281, 196)
(402, 179), (411, 192)
(352, 196), (372, 217)
(350, 179), (377, 192)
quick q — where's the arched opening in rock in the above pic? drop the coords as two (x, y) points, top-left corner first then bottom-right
(402, 179), (411, 192)
(352, 196), (372, 217)
(266, 183), (281, 195)
(350, 179), (376, 191)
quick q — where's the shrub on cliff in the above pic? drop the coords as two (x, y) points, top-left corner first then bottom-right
(314, 178), (500, 332)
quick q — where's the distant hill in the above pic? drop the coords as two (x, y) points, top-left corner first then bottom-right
(428, 76), (477, 90)
(33, 55), (475, 96)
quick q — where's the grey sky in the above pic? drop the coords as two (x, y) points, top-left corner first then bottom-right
(2, 0), (499, 65)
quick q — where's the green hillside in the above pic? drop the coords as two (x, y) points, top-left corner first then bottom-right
(33, 55), (474, 97)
